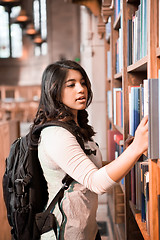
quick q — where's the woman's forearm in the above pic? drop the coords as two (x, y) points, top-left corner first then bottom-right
(105, 142), (143, 182)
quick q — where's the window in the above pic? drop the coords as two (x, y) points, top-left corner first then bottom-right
(0, 6), (22, 58)
(33, 0), (47, 56)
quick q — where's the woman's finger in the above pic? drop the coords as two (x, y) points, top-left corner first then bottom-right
(139, 115), (148, 127)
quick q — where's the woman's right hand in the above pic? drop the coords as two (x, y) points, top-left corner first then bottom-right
(132, 115), (148, 155)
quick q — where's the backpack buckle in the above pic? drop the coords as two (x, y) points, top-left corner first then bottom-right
(15, 179), (25, 195)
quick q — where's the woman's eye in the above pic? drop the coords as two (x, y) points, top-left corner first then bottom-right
(67, 84), (75, 88)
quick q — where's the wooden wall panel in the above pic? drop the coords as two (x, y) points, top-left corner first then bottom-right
(0, 120), (20, 240)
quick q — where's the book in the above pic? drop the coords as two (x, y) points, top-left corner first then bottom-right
(131, 166), (136, 205)
(107, 90), (112, 120)
(135, 161), (142, 210)
(116, 90), (122, 127)
(148, 78), (159, 159)
(140, 161), (149, 222)
(107, 129), (119, 162)
(143, 79), (148, 117)
(144, 171), (149, 234)
(136, 5), (141, 61)
(127, 19), (132, 66)
(114, 132), (123, 145)
(142, 0), (147, 57)
(139, 83), (144, 121)
(128, 86), (140, 136)
(113, 88), (122, 125)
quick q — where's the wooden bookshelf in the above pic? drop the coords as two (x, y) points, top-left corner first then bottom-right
(102, 0), (160, 239)
(127, 56), (148, 73)
(129, 201), (150, 240)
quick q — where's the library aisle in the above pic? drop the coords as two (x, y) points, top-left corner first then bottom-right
(97, 194), (114, 240)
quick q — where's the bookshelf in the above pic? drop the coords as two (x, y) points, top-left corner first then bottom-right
(102, 0), (160, 239)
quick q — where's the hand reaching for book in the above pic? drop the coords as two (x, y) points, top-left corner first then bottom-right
(132, 115), (148, 155)
(105, 115), (148, 183)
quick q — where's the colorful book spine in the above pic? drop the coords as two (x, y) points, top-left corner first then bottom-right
(107, 129), (119, 163)
(129, 86), (140, 136)
(113, 88), (122, 126)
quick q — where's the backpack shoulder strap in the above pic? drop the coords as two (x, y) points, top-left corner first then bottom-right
(33, 121), (82, 235)
(35, 173), (72, 235)
(32, 120), (85, 151)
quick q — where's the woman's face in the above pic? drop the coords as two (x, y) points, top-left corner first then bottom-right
(61, 69), (88, 118)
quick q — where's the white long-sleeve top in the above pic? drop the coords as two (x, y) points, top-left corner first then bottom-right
(38, 126), (116, 240)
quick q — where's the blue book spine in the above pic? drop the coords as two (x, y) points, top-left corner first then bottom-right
(130, 87), (140, 136)
(134, 87), (140, 133)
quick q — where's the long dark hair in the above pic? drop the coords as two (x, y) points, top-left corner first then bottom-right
(31, 60), (95, 141)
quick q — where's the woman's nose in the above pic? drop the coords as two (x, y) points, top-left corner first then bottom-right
(77, 83), (84, 92)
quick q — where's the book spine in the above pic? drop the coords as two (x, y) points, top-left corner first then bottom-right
(148, 79), (159, 159)
(143, 79), (148, 117)
(140, 162), (149, 222)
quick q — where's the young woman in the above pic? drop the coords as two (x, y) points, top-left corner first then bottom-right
(31, 60), (148, 240)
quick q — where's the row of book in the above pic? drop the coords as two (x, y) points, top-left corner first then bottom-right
(109, 76), (160, 160)
(129, 76), (160, 235)
(127, 0), (147, 66)
(107, 128), (149, 233)
(108, 85), (141, 130)
(107, 72), (160, 235)
(128, 76), (160, 159)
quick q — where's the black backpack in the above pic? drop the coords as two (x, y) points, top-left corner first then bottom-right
(2, 121), (85, 240)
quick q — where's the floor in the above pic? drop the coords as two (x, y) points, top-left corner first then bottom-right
(97, 194), (114, 240)
(20, 122), (114, 240)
